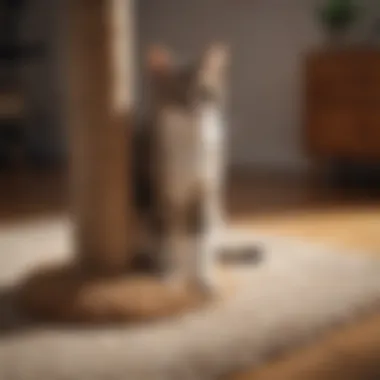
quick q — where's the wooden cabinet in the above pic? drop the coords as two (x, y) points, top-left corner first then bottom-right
(304, 49), (380, 161)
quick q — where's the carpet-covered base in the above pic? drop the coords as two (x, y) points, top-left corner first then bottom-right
(1, 218), (380, 380)
(15, 263), (207, 323)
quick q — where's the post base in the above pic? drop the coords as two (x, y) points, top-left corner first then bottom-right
(14, 262), (209, 324)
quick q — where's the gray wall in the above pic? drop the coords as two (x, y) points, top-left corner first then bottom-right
(21, 0), (380, 170)
(137, 0), (380, 171)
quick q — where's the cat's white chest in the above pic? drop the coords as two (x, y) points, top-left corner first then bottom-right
(159, 106), (224, 199)
(199, 107), (224, 182)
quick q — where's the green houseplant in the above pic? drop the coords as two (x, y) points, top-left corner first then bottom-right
(319, 0), (360, 44)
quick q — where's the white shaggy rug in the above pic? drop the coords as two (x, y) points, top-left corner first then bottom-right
(1, 217), (380, 380)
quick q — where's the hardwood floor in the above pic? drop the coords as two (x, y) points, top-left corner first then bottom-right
(1, 169), (380, 379)
(227, 172), (380, 380)
(0, 169), (67, 223)
(228, 171), (380, 253)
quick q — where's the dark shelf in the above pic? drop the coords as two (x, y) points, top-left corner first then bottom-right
(3, 0), (26, 9)
(0, 44), (47, 62)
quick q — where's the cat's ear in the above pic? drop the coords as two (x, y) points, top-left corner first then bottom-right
(198, 43), (229, 99)
(146, 45), (173, 75)
(200, 43), (229, 79)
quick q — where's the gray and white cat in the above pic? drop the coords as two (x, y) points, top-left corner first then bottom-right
(133, 44), (229, 292)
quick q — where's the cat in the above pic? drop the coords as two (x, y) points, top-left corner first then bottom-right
(133, 44), (229, 292)
(15, 45), (262, 324)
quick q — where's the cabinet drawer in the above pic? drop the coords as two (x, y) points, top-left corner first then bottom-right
(307, 53), (356, 80)
(305, 50), (380, 160)
(307, 109), (365, 156)
(307, 52), (380, 102)
(361, 110), (380, 156)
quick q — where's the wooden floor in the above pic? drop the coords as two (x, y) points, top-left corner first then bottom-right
(1, 169), (380, 379)
(226, 172), (380, 380)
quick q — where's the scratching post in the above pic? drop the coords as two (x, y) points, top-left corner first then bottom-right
(67, 0), (135, 274)
(14, 0), (207, 323)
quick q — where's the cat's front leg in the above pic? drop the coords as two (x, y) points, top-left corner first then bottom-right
(207, 189), (225, 236)
(160, 205), (190, 290)
(161, 200), (218, 295)
(188, 191), (220, 294)
(193, 231), (219, 294)
(198, 183), (229, 293)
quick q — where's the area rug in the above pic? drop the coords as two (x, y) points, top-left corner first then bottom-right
(0, 217), (380, 380)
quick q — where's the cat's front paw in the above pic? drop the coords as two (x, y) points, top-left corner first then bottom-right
(163, 272), (219, 297)
(194, 272), (220, 297)
(162, 272), (187, 293)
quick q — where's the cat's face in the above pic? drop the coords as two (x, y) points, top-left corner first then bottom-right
(147, 44), (229, 117)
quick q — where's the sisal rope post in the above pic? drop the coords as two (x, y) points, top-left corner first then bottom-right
(66, 0), (136, 275)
